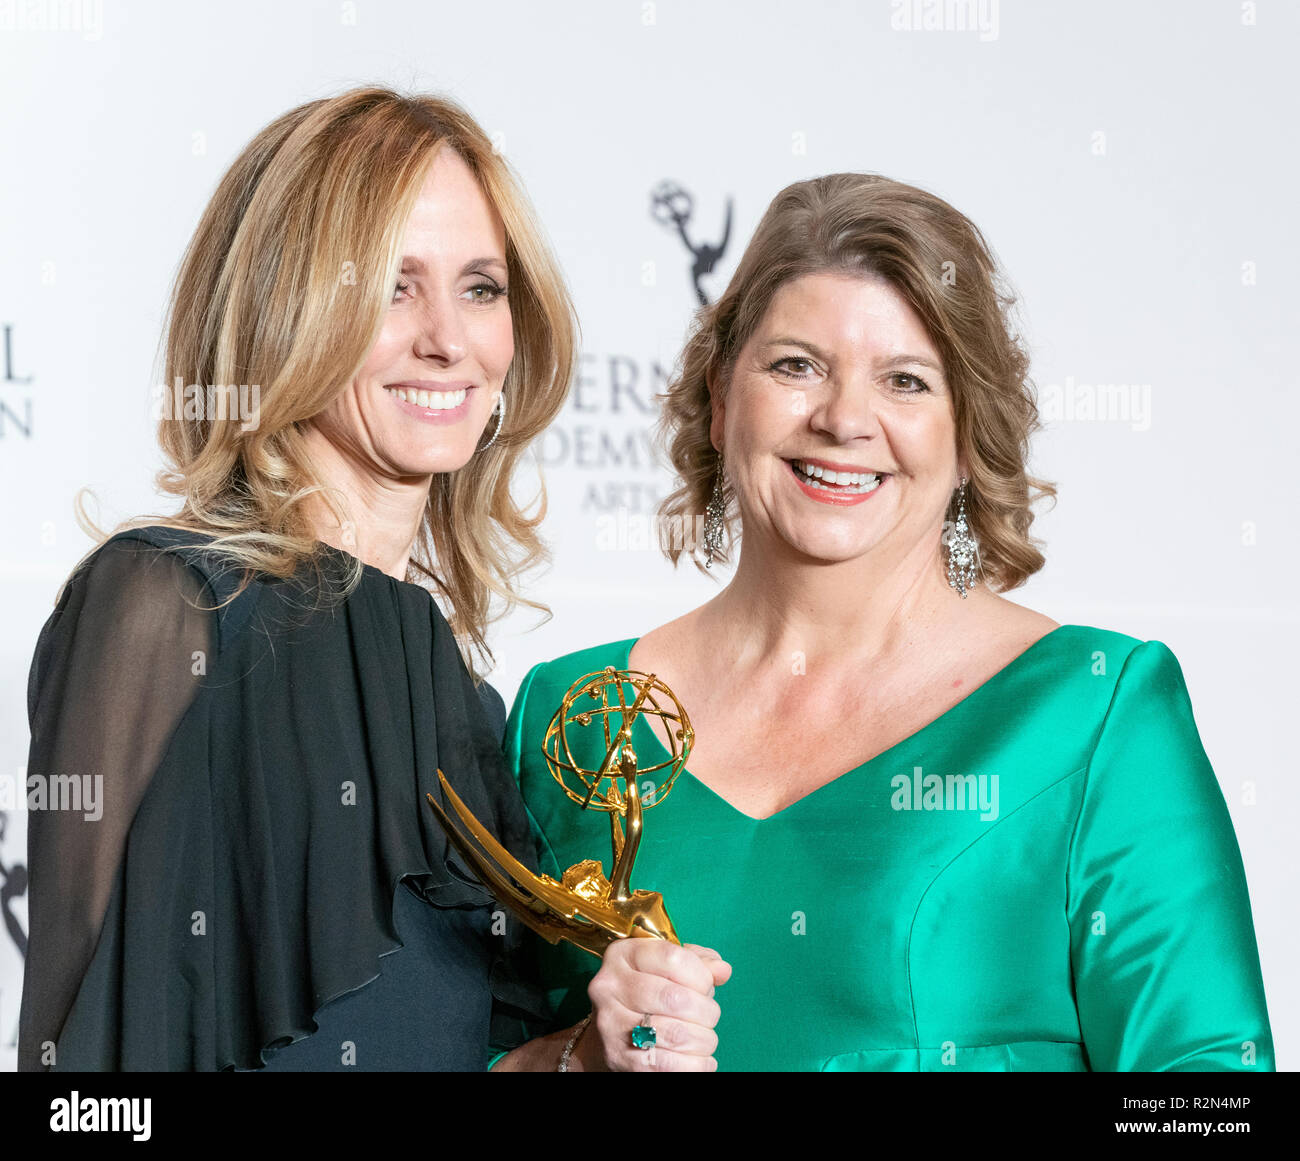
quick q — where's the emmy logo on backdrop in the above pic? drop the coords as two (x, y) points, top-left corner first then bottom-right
(650, 180), (733, 307)
(0, 813), (26, 960)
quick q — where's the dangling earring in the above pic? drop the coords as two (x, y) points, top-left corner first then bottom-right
(943, 476), (979, 599)
(478, 391), (505, 452)
(702, 456), (726, 569)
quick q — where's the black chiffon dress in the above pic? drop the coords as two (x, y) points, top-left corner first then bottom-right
(18, 524), (553, 1071)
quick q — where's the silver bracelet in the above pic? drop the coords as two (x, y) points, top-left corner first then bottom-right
(558, 1014), (592, 1072)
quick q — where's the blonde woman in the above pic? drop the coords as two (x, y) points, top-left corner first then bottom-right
(507, 174), (1274, 1071)
(19, 88), (723, 1072)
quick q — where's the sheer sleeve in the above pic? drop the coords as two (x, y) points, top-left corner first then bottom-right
(1067, 640), (1275, 1071)
(18, 537), (214, 1071)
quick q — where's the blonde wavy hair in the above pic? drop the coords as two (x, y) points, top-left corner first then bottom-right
(657, 172), (1054, 590)
(82, 86), (578, 676)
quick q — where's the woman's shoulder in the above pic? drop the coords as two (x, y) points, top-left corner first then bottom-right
(28, 526), (230, 723)
(59, 525), (213, 610)
(1035, 621), (1146, 662)
(1007, 622), (1203, 755)
(1033, 621), (1181, 678)
(70, 524), (221, 584)
(976, 596), (1151, 673)
(990, 613), (1190, 707)
(51, 524), (264, 652)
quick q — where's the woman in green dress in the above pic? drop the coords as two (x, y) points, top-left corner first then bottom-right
(506, 173), (1275, 1071)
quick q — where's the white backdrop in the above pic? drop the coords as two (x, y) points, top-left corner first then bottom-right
(1, 0), (1295, 1072)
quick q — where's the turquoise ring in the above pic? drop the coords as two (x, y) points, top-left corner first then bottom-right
(631, 1014), (657, 1050)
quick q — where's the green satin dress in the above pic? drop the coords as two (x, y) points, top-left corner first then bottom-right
(504, 625), (1275, 1072)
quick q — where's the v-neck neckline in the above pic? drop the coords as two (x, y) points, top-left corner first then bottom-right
(619, 625), (1072, 823)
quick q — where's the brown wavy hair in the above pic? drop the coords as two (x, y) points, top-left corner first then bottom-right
(80, 86), (578, 677)
(657, 172), (1054, 590)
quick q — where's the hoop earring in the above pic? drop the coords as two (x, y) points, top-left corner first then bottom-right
(943, 477), (979, 599)
(478, 391), (505, 452)
(702, 456), (726, 569)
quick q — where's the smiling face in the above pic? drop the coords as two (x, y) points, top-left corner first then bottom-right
(305, 147), (514, 481)
(711, 271), (963, 569)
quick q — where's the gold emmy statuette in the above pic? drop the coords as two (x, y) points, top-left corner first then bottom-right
(426, 666), (693, 957)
